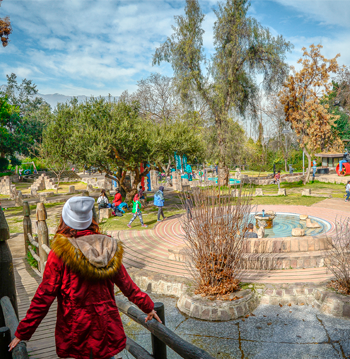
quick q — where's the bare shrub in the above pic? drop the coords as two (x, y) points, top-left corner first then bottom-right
(180, 186), (256, 297)
(324, 217), (350, 294)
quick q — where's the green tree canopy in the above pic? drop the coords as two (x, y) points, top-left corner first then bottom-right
(42, 97), (204, 197)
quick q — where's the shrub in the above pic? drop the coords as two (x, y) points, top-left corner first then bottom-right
(0, 157), (9, 171)
(180, 186), (254, 298)
(324, 217), (350, 294)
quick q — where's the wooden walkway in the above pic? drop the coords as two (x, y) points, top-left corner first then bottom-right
(14, 258), (58, 359)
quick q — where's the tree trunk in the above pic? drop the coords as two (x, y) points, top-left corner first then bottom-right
(216, 116), (229, 186)
(303, 148), (312, 184)
(284, 158), (288, 172)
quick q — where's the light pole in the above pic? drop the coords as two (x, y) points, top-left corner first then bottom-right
(281, 129), (292, 172)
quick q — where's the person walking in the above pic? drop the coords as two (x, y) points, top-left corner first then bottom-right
(345, 181), (350, 202)
(312, 159), (317, 180)
(215, 164), (218, 176)
(9, 196), (160, 359)
(154, 186), (166, 222)
(127, 194), (147, 228)
(274, 171), (281, 190)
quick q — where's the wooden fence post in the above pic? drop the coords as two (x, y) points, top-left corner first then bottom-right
(36, 203), (49, 273)
(22, 202), (32, 254)
(152, 302), (167, 359)
(0, 326), (11, 359)
(0, 207), (18, 327)
(0, 296), (29, 358)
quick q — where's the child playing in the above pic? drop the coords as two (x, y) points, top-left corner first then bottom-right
(127, 194), (147, 228)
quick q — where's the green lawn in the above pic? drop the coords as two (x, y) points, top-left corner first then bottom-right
(100, 207), (184, 232)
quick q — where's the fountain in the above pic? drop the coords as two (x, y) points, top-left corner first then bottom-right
(255, 209), (275, 229)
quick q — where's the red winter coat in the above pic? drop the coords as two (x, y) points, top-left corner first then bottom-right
(15, 230), (154, 359)
(113, 193), (122, 207)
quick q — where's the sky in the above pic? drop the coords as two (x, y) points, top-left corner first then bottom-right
(0, 0), (349, 101)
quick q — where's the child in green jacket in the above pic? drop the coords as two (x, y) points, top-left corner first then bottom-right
(127, 194), (147, 228)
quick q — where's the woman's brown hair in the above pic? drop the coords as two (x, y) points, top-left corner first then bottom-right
(56, 216), (100, 238)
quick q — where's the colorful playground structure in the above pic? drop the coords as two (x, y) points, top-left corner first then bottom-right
(336, 162), (350, 176)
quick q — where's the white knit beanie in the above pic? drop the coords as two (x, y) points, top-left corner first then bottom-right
(62, 197), (95, 230)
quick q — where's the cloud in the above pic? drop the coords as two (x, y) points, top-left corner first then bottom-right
(0, 0), (349, 99)
(272, 0), (350, 28)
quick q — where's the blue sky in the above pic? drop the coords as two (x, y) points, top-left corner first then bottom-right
(0, 0), (349, 97)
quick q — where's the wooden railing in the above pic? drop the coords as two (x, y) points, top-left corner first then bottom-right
(115, 296), (215, 359)
(0, 296), (29, 359)
(23, 201), (50, 273)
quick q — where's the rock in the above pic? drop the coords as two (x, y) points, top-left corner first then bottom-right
(306, 218), (321, 228)
(278, 188), (287, 196)
(300, 214), (308, 221)
(292, 228), (305, 236)
(255, 188), (263, 196)
(31, 188), (38, 197)
(257, 226), (265, 238)
(99, 208), (112, 221)
(302, 189), (311, 196)
(69, 185), (75, 194)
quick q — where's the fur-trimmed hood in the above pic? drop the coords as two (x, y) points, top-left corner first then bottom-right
(51, 233), (123, 281)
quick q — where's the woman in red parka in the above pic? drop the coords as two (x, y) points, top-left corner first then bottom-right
(9, 196), (161, 359)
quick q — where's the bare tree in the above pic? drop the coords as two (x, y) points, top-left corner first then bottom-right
(180, 187), (255, 298)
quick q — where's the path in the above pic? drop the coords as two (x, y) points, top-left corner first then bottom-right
(113, 201), (350, 284)
(13, 258), (58, 359)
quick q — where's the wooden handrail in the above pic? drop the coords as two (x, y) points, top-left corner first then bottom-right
(28, 246), (40, 263)
(115, 296), (215, 359)
(27, 233), (39, 248)
(0, 296), (29, 359)
(126, 337), (154, 359)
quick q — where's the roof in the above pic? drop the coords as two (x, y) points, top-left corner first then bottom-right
(315, 153), (344, 158)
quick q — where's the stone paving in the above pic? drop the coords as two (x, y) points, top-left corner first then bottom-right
(119, 293), (350, 359)
(114, 202), (350, 283)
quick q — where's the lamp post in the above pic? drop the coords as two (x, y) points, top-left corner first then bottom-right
(281, 129), (292, 172)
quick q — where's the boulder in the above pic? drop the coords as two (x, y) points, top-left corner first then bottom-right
(302, 189), (311, 196)
(278, 188), (287, 196)
(69, 185), (75, 194)
(255, 188), (263, 196)
(306, 218), (321, 228)
(99, 208), (112, 222)
(292, 228), (305, 236)
(300, 214), (308, 221)
(257, 226), (265, 238)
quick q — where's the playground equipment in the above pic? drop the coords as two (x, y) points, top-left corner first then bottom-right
(19, 162), (38, 175)
(336, 162), (350, 176)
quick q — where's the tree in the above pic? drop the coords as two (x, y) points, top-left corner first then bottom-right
(279, 44), (343, 183)
(153, 0), (292, 184)
(1, 73), (51, 156)
(40, 115), (71, 193)
(204, 118), (246, 168)
(322, 82), (350, 141)
(0, 95), (22, 159)
(150, 119), (204, 175)
(0, 0), (11, 47)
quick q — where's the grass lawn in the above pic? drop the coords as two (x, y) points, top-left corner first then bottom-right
(100, 207), (184, 232)
(251, 195), (325, 206)
(18, 181), (93, 195)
